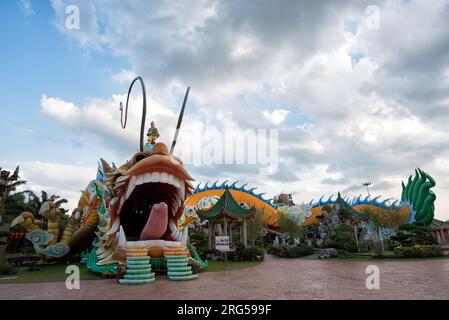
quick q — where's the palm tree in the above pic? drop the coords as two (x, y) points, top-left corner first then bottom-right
(0, 166), (27, 222)
(0, 166), (27, 269)
(21, 190), (69, 215)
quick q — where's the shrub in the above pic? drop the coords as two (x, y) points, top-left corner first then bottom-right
(0, 262), (12, 275)
(269, 244), (313, 258)
(394, 245), (442, 258)
(237, 246), (265, 261)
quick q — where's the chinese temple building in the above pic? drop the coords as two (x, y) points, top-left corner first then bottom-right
(197, 189), (256, 249)
(430, 219), (449, 245)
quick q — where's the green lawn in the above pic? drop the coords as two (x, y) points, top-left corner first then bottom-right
(0, 260), (262, 284)
(0, 263), (103, 284)
(202, 260), (262, 272)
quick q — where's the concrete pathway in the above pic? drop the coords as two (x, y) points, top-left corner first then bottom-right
(1, 255), (448, 299)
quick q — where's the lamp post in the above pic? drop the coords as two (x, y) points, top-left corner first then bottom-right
(362, 182), (372, 199)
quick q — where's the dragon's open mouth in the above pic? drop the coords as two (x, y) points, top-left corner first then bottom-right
(107, 143), (194, 245)
(119, 175), (186, 242)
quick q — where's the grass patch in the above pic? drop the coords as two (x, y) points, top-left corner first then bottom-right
(202, 260), (262, 272)
(0, 260), (262, 283)
(0, 263), (103, 284)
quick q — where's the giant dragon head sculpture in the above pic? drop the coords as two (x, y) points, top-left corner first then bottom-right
(105, 143), (195, 244)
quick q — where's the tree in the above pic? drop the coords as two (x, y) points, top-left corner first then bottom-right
(0, 166), (27, 222)
(21, 190), (69, 215)
(329, 224), (357, 252)
(391, 222), (435, 247)
(277, 214), (304, 240)
(246, 209), (267, 246)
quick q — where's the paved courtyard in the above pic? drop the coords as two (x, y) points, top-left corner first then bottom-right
(1, 255), (449, 299)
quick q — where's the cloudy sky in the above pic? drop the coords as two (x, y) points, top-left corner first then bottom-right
(1, 0), (449, 220)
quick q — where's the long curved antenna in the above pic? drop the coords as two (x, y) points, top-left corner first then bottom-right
(119, 76), (147, 152)
(170, 86), (190, 155)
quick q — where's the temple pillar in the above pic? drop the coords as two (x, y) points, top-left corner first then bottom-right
(215, 224), (223, 236)
(229, 223), (233, 245)
(242, 218), (248, 247)
(440, 229), (446, 242)
(223, 219), (228, 236)
(435, 230), (442, 243)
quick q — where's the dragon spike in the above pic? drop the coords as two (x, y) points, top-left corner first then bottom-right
(257, 192), (266, 199)
(230, 181), (239, 189)
(372, 195), (381, 203)
(220, 180), (229, 188)
(212, 180), (219, 189)
(309, 199), (314, 206)
(380, 198), (391, 207)
(239, 183), (248, 191)
(391, 199), (398, 207)
(327, 194), (334, 203)
(356, 194), (362, 203)
(362, 195), (370, 203)
(318, 195), (325, 205)
(248, 187), (257, 194)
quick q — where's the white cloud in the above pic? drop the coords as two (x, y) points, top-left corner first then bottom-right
(262, 109), (290, 125)
(40, 0), (449, 220)
(111, 69), (137, 84)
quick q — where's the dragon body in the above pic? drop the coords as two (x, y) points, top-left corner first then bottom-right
(181, 168), (436, 231)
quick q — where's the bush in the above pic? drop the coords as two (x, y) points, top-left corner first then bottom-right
(189, 231), (208, 257)
(269, 244), (313, 258)
(0, 262), (12, 275)
(236, 246), (265, 261)
(394, 245), (442, 258)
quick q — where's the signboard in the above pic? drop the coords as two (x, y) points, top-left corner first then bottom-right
(215, 236), (230, 251)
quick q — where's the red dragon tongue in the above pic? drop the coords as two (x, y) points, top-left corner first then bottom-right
(139, 202), (168, 240)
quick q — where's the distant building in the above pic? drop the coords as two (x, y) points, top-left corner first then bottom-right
(430, 219), (449, 245)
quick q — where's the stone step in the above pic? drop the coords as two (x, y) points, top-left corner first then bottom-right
(127, 257), (150, 263)
(119, 278), (155, 285)
(126, 264), (152, 270)
(124, 273), (155, 280)
(168, 274), (198, 281)
(167, 271), (193, 277)
(166, 255), (188, 259)
(167, 262), (188, 268)
(167, 266), (192, 272)
(125, 268), (152, 275)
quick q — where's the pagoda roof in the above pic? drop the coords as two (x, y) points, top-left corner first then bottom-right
(197, 189), (255, 219)
(430, 219), (449, 229)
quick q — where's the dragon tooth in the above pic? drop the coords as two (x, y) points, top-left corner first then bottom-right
(116, 175), (130, 183)
(178, 181), (185, 200)
(168, 174), (176, 187)
(160, 172), (169, 183)
(126, 176), (136, 199)
(174, 177), (180, 188)
(135, 175), (144, 185)
(169, 219), (177, 231)
(143, 173), (152, 183)
(118, 196), (125, 214)
(152, 172), (160, 182)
